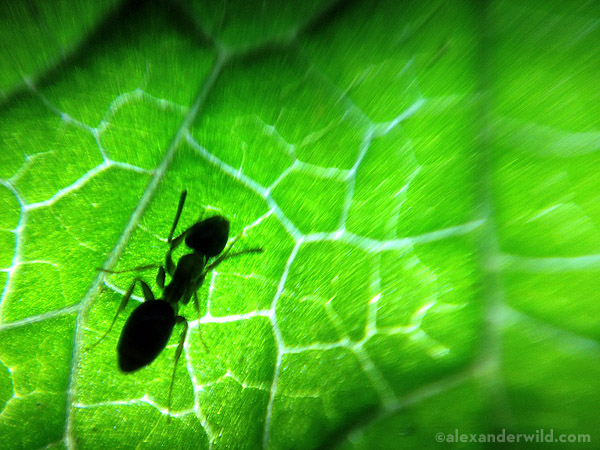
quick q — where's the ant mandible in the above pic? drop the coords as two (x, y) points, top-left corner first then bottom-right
(90, 190), (263, 410)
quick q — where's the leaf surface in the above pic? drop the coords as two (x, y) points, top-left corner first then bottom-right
(0, 0), (599, 449)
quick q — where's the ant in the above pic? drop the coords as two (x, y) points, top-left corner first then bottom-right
(89, 190), (262, 410)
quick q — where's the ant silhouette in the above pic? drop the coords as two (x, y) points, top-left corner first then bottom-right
(90, 190), (263, 410)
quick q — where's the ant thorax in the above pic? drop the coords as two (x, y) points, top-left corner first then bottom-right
(163, 252), (206, 304)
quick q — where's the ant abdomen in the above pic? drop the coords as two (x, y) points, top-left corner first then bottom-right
(117, 301), (175, 372)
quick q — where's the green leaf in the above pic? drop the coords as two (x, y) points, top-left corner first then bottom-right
(1, 0), (598, 449)
(0, 0), (120, 97)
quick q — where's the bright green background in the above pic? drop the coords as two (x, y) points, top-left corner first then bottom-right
(1, 0), (599, 449)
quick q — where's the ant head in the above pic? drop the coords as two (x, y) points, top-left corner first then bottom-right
(185, 216), (230, 257)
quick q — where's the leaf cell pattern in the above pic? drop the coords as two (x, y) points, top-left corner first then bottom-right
(1, 0), (599, 449)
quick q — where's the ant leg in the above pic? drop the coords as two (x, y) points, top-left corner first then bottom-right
(97, 264), (159, 274)
(87, 278), (154, 350)
(168, 230), (187, 249)
(165, 231), (187, 276)
(193, 291), (209, 353)
(202, 247), (263, 275)
(165, 191), (188, 276)
(140, 280), (155, 302)
(156, 266), (166, 289)
(167, 190), (187, 243)
(167, 316), (188, 414)
(193, 291), (201, 319)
